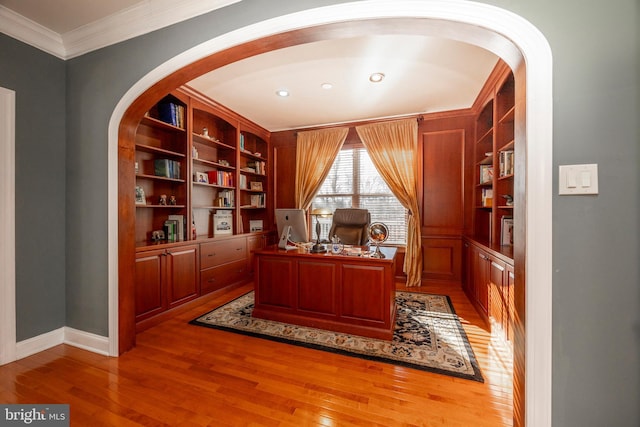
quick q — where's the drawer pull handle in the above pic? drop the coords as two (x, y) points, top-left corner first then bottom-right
(207, 278), (216, 283)
(208, 253), (216, 257)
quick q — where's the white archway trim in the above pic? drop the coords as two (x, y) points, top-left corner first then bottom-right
(108, 2), (553, 425)
(0, 87), (16, 366)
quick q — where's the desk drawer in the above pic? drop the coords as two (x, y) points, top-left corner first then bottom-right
(200, 238), (247, 269)
(201, 260), (248, 294)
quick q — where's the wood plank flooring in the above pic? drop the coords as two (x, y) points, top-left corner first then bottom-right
(0, 282), (512, 426)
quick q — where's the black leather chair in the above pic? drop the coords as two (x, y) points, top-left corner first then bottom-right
(328, 208), (371, 245)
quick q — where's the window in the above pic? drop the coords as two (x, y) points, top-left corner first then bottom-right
(311, 147), (408, 245)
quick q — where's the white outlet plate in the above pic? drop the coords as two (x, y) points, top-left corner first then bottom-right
(559, 164), (599, 195)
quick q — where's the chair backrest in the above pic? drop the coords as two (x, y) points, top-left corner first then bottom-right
(328, 208), (371, 245)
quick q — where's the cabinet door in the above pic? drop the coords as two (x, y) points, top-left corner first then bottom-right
(490, 257), (506, 340)
(135, 249), (166, 321)
(166, 245), (199, 308)
(472, 245), (490, 316)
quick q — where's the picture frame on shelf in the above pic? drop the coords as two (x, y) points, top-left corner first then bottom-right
(249, 220), (263, 232)
(250, 181), (263, 191)
(479, 164), (493, 184)
(501, 216), (514, 246)
(195, 171), (209, 184)
(213, 211), (233, 236)
(135, 185), (146, 205)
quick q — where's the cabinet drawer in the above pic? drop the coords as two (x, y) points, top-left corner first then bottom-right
(200, 238), (247, 269)
(201, 260), (248, 294)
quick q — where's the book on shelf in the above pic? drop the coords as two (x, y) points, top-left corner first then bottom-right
(481, 188), (493, 207)
(250, 193), (265, 207)
(247, 160), (266, 175)
(157, 101), (185, 128)
(499, 150), (514, 177)
(239, 174), (248, 189)
(501, 216), (514, 246)
(207, 170), (233, 187)
(163, 219), (179, 242)
(154, 159), (181, 179)
(215, 189), (234, 208)
(167, 214), (185, 241)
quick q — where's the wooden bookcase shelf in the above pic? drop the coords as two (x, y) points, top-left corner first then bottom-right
(133, 89), (271, 246)
(472, 69), (515, 251)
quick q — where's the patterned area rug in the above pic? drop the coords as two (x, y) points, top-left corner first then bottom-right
(190, 291), (483, 382)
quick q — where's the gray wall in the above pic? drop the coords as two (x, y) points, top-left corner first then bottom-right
(3, 0), (639, 425)
(0, 33), (66, 341)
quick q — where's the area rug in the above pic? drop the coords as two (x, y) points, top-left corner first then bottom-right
(190, 291), (483, 382)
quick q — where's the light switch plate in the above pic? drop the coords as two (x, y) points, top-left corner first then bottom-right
(559, 164), (598, 195)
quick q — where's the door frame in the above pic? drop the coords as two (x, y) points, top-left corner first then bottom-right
(109, 2), (553, 426)
(0, 87), (16, 366)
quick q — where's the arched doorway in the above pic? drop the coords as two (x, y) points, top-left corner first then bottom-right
(109, 2), (553, 426)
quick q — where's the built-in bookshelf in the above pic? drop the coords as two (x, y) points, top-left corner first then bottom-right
(135, 93), (189, 244)
(238, 128), (269, 234)
(134, 90), (270, 246)
(473, 69), (515, 247)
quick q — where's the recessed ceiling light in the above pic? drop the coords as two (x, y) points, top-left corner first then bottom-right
(321, 82), (333, 90)
(369, 72), (385, 83)
(276, 89), (290, 97)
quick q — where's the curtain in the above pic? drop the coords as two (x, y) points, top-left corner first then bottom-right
(295, 127), (348, 210)
(356, 118), (423, 287)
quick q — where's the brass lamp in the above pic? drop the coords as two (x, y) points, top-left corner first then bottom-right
(310, 208), (332, 253)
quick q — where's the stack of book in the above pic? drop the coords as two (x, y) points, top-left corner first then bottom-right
(499, 150), (514, 177)
(157, 101), (185, 128)
(154, 159), (181, 179)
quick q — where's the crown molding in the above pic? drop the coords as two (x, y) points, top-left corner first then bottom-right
(0, 5), (65, 58)
(1, 0), (242, 60)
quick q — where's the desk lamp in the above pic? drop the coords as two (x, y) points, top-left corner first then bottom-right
(310, 208), (332, 253)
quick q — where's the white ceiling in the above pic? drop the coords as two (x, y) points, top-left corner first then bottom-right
(0, 0), (499, 132)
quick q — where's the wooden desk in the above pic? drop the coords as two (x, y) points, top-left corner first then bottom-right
(253, 246), (397, 340)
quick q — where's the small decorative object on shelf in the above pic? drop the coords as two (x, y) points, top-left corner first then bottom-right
(159, 194), (167, 205)
(151, 230), (165, 242)
(250, 181), (263, 191)
(169, 195), (177, 205)
(368, 222), (389, 258)
(202, 127), (209, 137)
(502, 195), (514, 206)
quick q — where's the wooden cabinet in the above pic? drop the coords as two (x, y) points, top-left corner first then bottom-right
(464, 238), (514, 345)
(200, 236), (248, 294)
(135, 244), (199, 323)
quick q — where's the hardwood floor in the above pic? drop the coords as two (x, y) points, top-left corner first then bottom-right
(0, 282), (512, 426)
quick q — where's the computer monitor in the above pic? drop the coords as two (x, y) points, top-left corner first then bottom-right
(275, 208), (309, 244)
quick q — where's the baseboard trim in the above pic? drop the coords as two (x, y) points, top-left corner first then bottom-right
(15, 327), (109, 360)
(64, 327), (110, 356)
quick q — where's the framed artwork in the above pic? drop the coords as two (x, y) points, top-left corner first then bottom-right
(213, 211), (233, 236)
(250, 181), (263, 191)
(135, 185), (146, 205)
(249, 220), (263, 232)
(501, 216), (514, 246)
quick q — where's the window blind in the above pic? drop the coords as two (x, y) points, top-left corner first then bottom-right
(312, 148), (408, 245)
